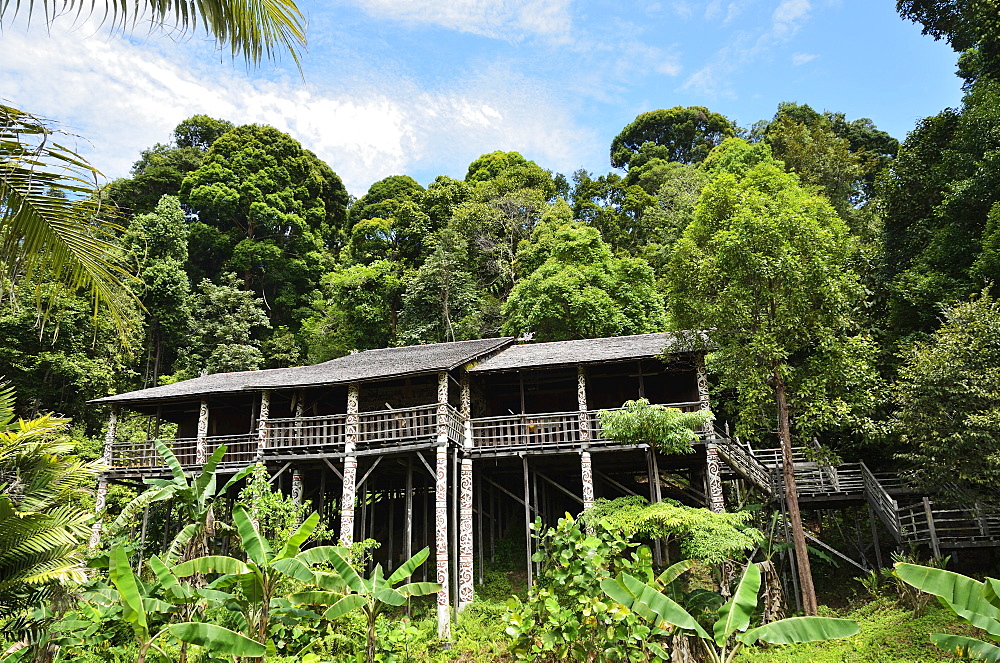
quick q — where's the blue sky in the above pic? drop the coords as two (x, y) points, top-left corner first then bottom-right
(1, 0), (964, 195)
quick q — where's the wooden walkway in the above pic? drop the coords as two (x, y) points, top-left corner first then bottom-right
(714, 437), (1000, 551)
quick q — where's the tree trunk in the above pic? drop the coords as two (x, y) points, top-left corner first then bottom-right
(366, 608), (377, 663)
(773, 366), (818, 615)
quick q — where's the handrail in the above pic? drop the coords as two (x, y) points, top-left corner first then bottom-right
(861, 462), (902, 541)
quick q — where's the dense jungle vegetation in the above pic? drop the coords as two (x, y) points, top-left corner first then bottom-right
(5, 0), (1000, 660)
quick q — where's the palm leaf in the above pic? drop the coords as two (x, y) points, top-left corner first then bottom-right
(0, 104), (139, 334)
(387, 546), (429, 586)
(741, 616), (859, 645)
(0, 0), (305, 66)
(713, 562), (760, 646)
(930, 633), (1000, 661)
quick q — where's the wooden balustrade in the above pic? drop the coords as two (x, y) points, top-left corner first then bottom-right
(109, 437), (198, 469)
(268, 414), (347, 451)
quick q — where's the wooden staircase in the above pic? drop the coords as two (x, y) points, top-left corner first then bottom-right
(712, 436), (1000, 551)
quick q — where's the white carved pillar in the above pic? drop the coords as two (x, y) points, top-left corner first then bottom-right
(435, 371), (451, 637)
(581, 451), (595, 512)
(102, 405), (118, 467)
(577, 366), (590, 444)
(292, 468), (304, 505)
(458, 457), (474, 610)
(706, 442), (726, 513)
(255, 391), (270, 462)
(293, 389), (305, 443)
(90, 406), (118, 551)
(340, 383), (360, 546)
(435, 443), (451, 638)
(88, 477), (108, 551)
(695, 355), (713, 435)
(458, 371), (474, 610)
(196, 399), (209, 465)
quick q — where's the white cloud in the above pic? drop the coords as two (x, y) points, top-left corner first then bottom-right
(771, 0), (811, 39)
(682, 0), (814, 98)
(349, 0), (573, 42)
(0, 25), (591, 195)
(792, 52), (817, 65)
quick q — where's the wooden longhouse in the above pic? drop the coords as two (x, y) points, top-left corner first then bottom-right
(90, 332), (724, 637)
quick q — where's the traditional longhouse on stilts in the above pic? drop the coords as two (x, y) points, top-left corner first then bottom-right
(90, 331), (1000, 632)
(90, 332), (722, 637)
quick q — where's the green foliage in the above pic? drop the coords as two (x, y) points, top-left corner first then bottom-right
(398, 228), (482, 345)
(502, 224), (666, 341)
(602, 562), (859, 663)
(289, 546), (440, 663)
(235, 463), (333, 549)
(735, 596), (975, 662)
(0, 278), (140, 430)
(173, 273), (271, 377)
(302, 260), (402, 361)
(892, 293), (1000, 496)
(108, 441), (254, 563)
(581, 496), (763, 565)
(611, 106), (737, 169)
(505, 514), (654, 662)
(667, 142), (877, 443)
(894, 562), (1000, 661)
(598, 398), (711, 454)
(0, 388), (102, 635)
(180, 123), (348, 330)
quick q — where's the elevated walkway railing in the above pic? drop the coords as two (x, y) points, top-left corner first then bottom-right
(109, 434), (253, 469)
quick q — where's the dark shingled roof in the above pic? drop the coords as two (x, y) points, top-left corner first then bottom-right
(246, 337), (515, 390)
(468, 332), (702, 373)
(89, 368), (290, 405)
(92, 338), (515, 405)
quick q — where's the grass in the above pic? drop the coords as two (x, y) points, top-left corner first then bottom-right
(734, 597), (976, 663)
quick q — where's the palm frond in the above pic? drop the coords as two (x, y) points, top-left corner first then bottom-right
(0, 0), (306, 66)
(0, 379), (15, 431)
(0, 104), (139, 334)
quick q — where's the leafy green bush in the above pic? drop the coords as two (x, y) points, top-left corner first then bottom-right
(598, 398), (712, 454)
(581, 496), (762, 564)
(504, 514), (654, 662)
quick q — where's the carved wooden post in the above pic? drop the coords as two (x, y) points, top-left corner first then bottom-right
(293, 389), (305, 443)
(435, 371), (451, 638)
(576, 366), (594, 510)
(340, 383), (359, 546)
(292, 468), (303, 505)
(694, 356), (725, 512)
(196, 398), (209, 465)
(255, 391), (270, 462)
(458, 372), (474, 611)
(88, 478), (108, 551)
(705, 442), (726, 513)
(89, 406), (117, 550)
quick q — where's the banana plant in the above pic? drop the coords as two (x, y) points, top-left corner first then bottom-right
(111, 441), (254, 563)
(895, 562), (1000, 660)
(106, 543), (264, 663)
(289, 546), (441, 663)
(601, 562), (859, 663)
(172, 504), (328, 653)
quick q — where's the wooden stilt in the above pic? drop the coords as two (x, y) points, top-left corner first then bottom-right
(522, 454), (532, 587)
(476, 470), (484, 585)
(340, 384), (359, 546)
(458, 454), (474, 610)
(405, 457), (414, 562)
(435, 368), (452, 639)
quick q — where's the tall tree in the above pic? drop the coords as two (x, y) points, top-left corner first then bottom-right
(610, 106), (736, 170)
(174, 274), (270, 377)
(667, 139), (873, 615)
(893, 292), (1000, 498)
(302, 261), (402, 361)
(0, 1), (306, 333)
(503, 223), (666, 341)
(122, 195), (192, 385)
(181, 124), (349, 330)
(398, 228), (481, 345)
